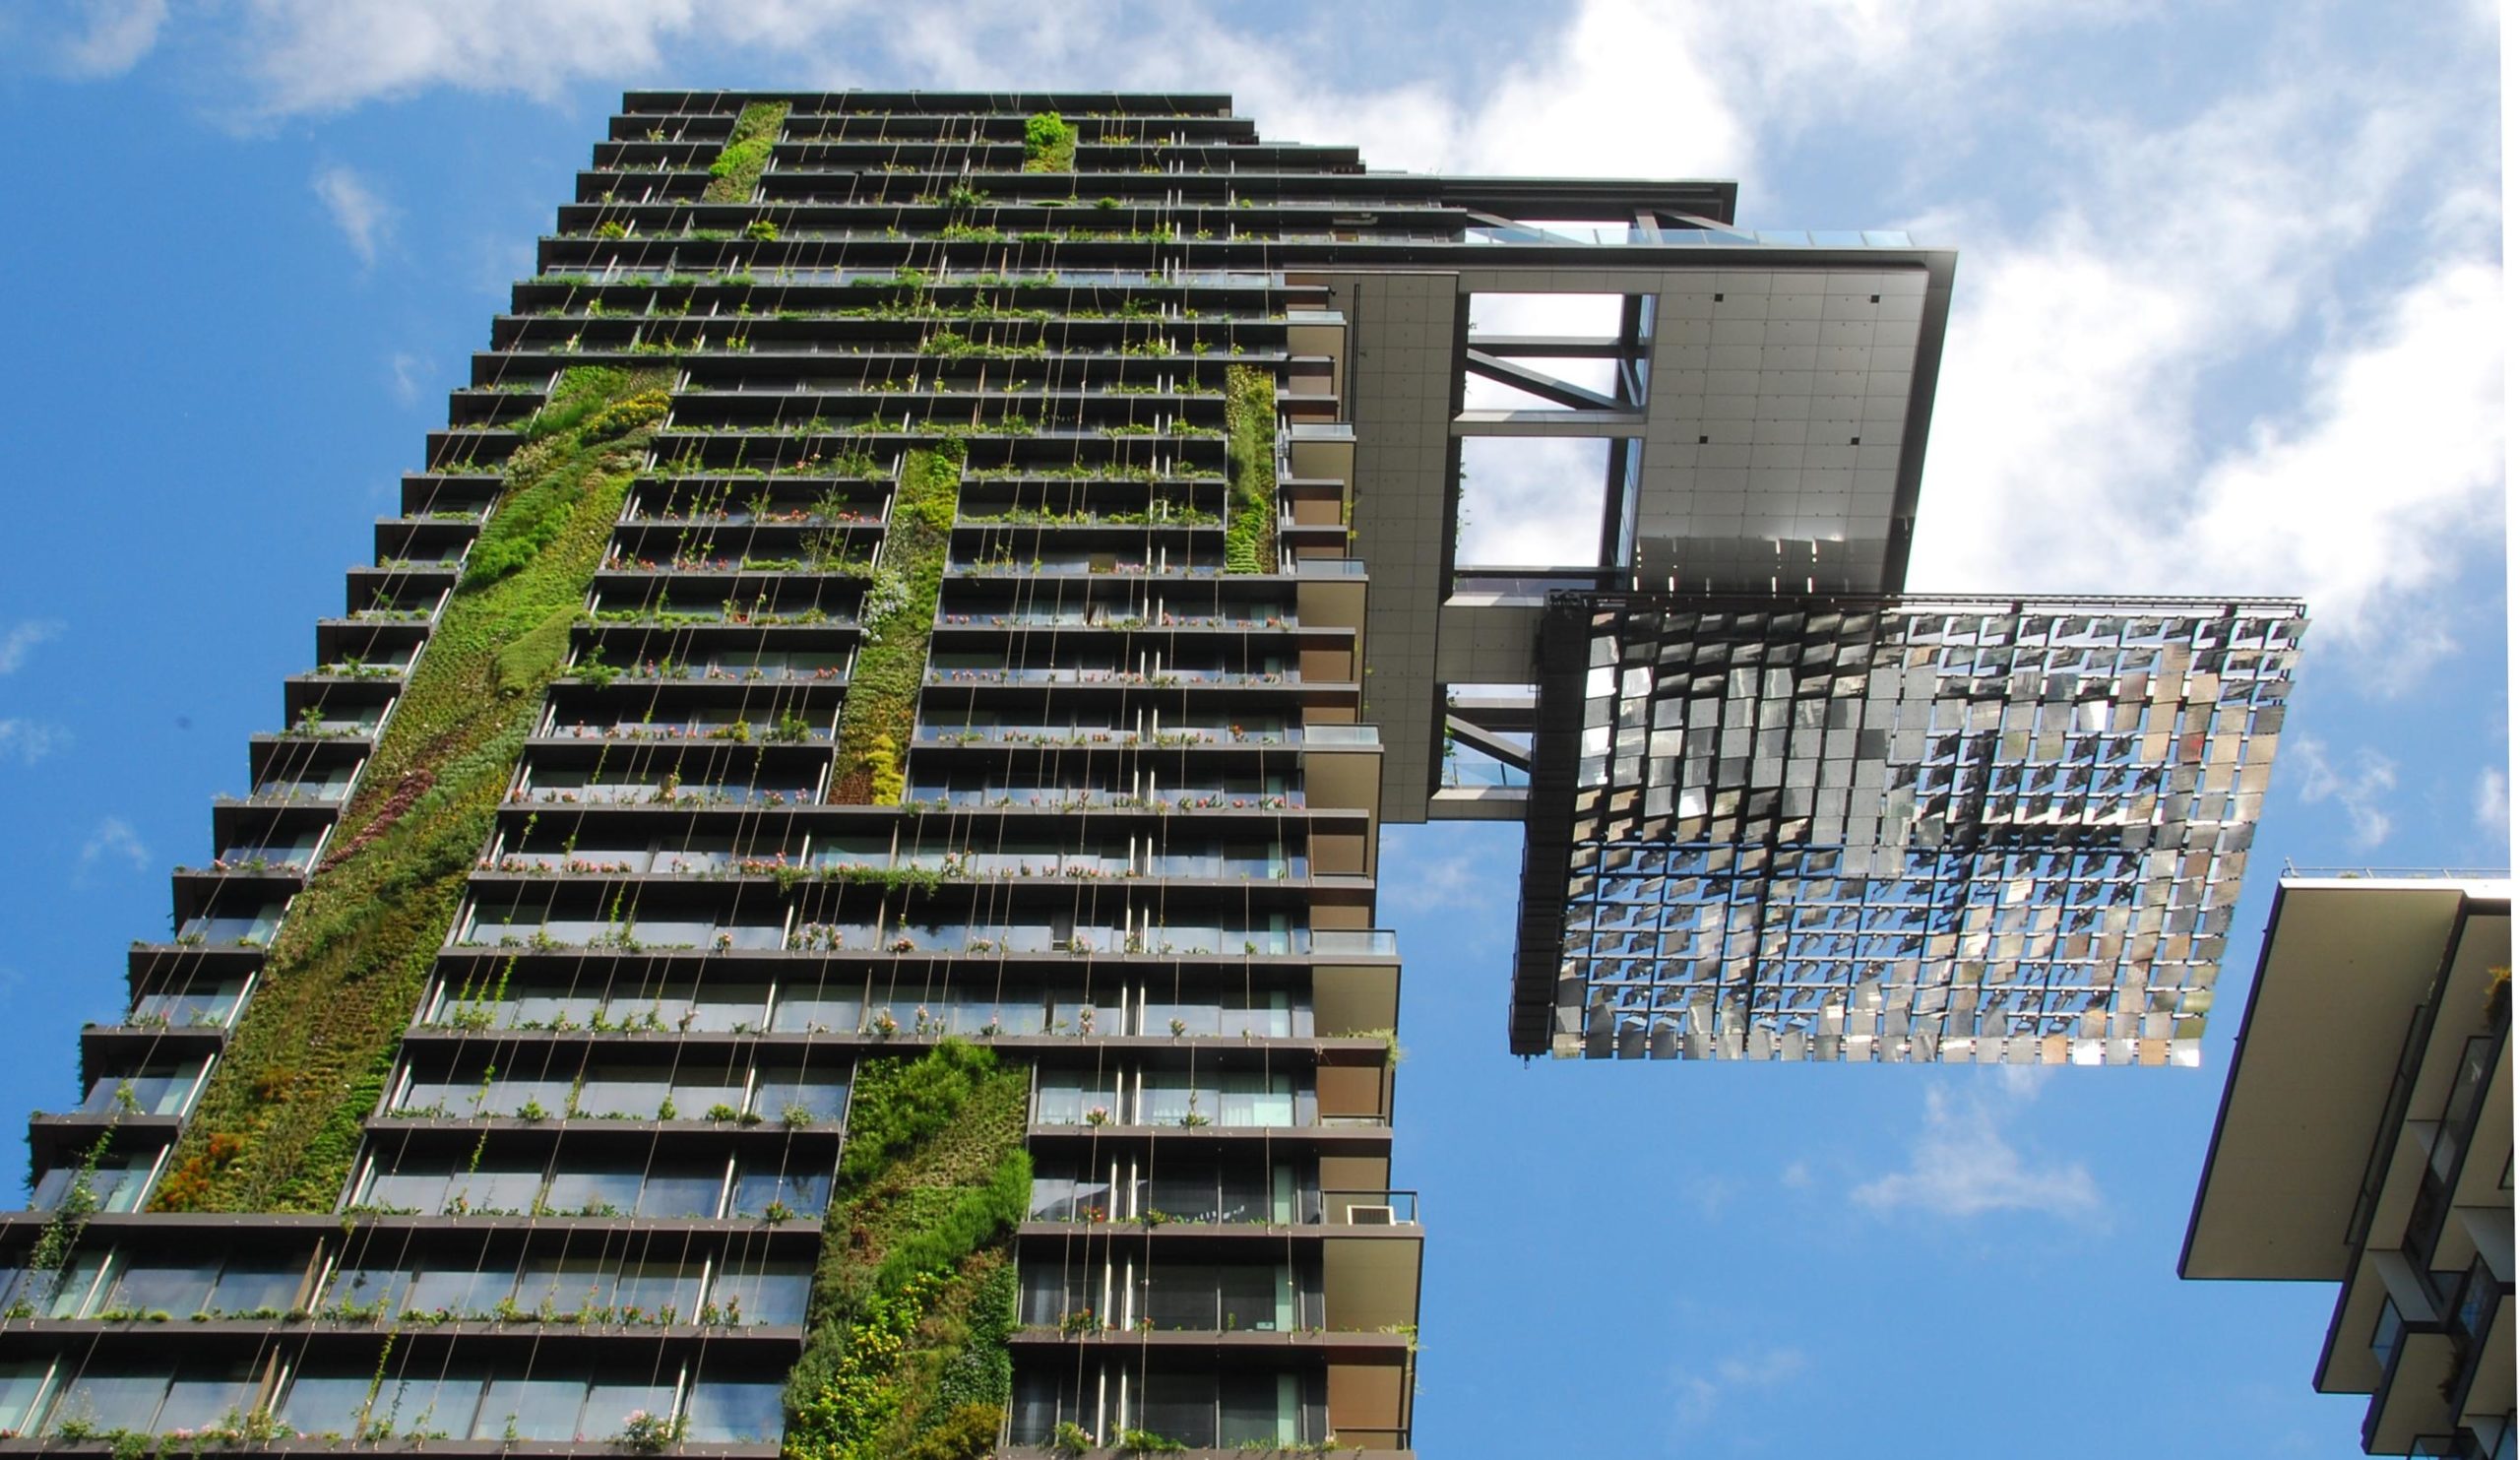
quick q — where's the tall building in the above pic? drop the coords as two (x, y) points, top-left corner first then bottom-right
(0, 88), (2304, 1457)
(3, 92), (1425, 1456)
(2184, 873), (2512, 1458)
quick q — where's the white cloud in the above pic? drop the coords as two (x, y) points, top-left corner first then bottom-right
(1385, 855), (1481, 914)
(0, 621), (60, 675)
(58, 0), (167, 77)
(1780, 1160), (1813, 1188)
(2289, 734), (2400, 850)
(1904, 79), (2501, 677)
(2474, 767), (2508, 838)
(1675, 1345), (1807, 1425)
(389, 351), (426, 406)
(0, 721), (66, 766)
(80, 817), (150, 873)
(312, 165), (392, 267)
(1851, 1084), (2100, 1219)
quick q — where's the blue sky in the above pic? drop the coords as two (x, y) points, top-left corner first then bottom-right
(0, 2), (2506, 1456)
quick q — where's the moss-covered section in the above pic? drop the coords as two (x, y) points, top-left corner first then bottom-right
(785, 1042), (1029, 1460)
(1224, 364), (1279, 574)
(1021, 112), (1076, 173)
(704, 101), (790, 205)
(832, 443), (961, 804)
(154, 366), (671, 1213)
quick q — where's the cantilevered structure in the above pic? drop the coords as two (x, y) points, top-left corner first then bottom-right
(2184, 874), (2512, 1457)
(0, 87), (2303, 1460)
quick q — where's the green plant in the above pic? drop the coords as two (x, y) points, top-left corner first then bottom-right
(613, 1408), (684, 1452)
(154, 365), (673, 1214)
(1022, 112), (1077, 172)
(782, 1042), (1029, 1460)
(831, 443), (961, 804)
(1118, 1429), (1188, 1454)
(704, 101), (788, 204)
(1223, 364), (1279, 573)
(1050, 1421), (1096, 1456)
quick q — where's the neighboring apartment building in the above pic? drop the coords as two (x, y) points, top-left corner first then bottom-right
(2184, 874), (2513, 1458)
(0, 88), (2308, 1457)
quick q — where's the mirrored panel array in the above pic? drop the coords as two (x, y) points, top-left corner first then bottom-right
(1526, 594), (2304, 1063)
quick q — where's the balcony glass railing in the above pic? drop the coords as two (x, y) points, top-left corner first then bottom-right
(459, 917), (787, 952)
(396, 1070), (845, 1124)
(914, 721), (1294, 747)
(937, 607), (1292, 629)
(511, 781), (818, 808)
(354, 1157), (827, 1221)
(788, 919), (1300, 957)
(129, 982), (248, 1029)
(953, 553), (1227, 577)
(1465, 222), (1916, 248)
(174, 909), (284, 948)
(421, 981), (1302, 1041)
(927, 666), (1295, 687)
(908, 784), (1300, 811)
(1035, 1074), (1308, 1129)
(541, 718), (835, 743)
(77, 1068), (208, 1117)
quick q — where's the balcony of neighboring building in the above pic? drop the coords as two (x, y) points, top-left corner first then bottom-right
(2184, 873), (2512, 1456)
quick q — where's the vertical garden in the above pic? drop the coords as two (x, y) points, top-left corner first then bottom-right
(155, 366), (672, 1213)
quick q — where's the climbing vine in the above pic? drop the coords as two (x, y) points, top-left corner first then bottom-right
(705, 101), (790, 204)
(784, 1042), (1029, 1460)
(1224, 364), (1278, 573)
(154, 366), (672, 1213)
(831, 443), (961, 804)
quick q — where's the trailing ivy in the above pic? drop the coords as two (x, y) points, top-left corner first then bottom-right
(785, 1042), (1029, 1460)
(154, 366), (671, 1213)
(1223, 364), (1279, 573)
(832, 443), (961, 804)
(1021, 112), (1076, 173)
(705, 101), (790, 205)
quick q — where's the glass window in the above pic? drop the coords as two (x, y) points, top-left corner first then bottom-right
(443, 1166), (543, 1215)
(1137, 1372), (1216, 1449)
(405, 1266), (509, 1317)
(610, 1260), (702, 1322)
(684, 1377), (785, 1444)
(366, 1369), (482, 1439)
(474, 1375), (585, 1442)
(109, 1261), (218, 1316)
(1029, 1162), (1113, 1222)
(0, 1360), (52, 1435)
(753, 1065), (850, 1122)
(158, 1365), (257, 1432)
(212, 1261), (310, 1314)
(515, 1257), (606, 1318)
(543, 1168), (644, 1218)
(708, 1258), (809, 1326)
(1218, 1372), (1298, 1446)
(50, 1372), (170, 1432)
(770, 992), (861, 1034)
(583, 1380), (676, 1443)
(730, 1163), (829, 1219)
(324, 1266), (412, 1317)
(634, 1165), (727, 1221)
(45, 1251), (110, 1318)
(278, 1371), (373, 1435)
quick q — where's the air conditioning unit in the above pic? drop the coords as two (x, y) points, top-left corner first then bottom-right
(1347, 1204), (1397, 1226)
